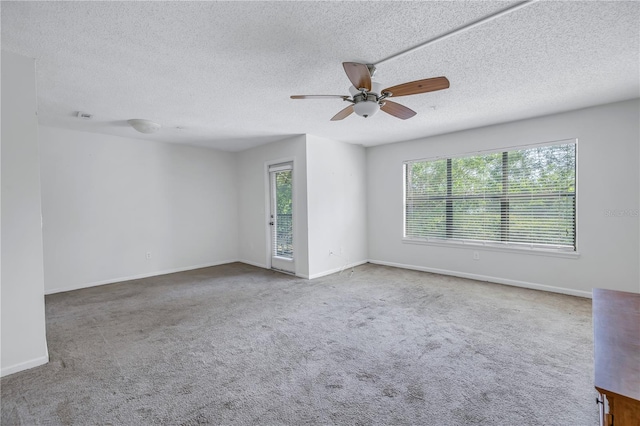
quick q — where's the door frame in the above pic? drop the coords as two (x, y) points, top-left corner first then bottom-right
(264, 158), (296, 275)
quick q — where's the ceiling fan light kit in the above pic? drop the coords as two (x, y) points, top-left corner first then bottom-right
(291, 62), (449, 121)
(352, 99), (380, 118)
(128, 119), (161, 134)
(349, 82), (382, 118)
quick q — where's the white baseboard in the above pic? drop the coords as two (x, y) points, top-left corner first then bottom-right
(308, 260), (369, 280)
(237, 259), (369, 280)
(44, 258), (588, 298)
(368, 259), (593, 299)
(1, 353), (49, 377)
(238, 259), (309, 278)
(45, 260), (239, 295)
(237, 259), (268, 269)
(239, 260), (307, 279)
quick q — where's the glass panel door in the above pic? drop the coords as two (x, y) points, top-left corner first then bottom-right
(269, 163), (294, 274)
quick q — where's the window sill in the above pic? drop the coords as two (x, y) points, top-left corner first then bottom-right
(402, 237), (580, 259)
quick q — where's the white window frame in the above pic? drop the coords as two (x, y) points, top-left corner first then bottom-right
(402, 139), (579, 258)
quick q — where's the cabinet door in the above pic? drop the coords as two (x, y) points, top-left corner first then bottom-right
(612, 394), (640, 426)
(603, 392), (640, 426)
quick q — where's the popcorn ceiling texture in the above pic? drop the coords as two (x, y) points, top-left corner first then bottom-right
(1, 263), (597, 425)
(1, 1), (638, 151)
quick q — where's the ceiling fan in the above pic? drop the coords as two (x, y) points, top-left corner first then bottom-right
(291, 62), (449, 121)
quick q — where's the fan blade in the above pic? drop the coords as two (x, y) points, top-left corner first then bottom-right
(380, 100), (417, 120)
(330, 105), (354, 121)
(382, 77), (449, 97)
(291, 95), (349, 100)
(343, 62), (371, 91)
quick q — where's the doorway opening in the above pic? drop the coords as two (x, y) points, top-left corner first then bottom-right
(269, 162), (295, 274)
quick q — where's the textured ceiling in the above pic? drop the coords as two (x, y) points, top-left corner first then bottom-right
(2, 1), (639, 151)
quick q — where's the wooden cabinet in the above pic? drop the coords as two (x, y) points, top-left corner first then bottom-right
(593, 288), (640, 426)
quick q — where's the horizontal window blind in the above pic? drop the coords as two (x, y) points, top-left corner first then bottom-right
(404, 142), (576, 250)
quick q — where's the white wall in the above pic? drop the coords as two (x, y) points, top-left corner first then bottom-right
(367, 99), (640, 297)
(1, 51), (49, 376)
(306, 135), (367, 278)
(236, 135), (310, 277)
(39, 126), (238, 293)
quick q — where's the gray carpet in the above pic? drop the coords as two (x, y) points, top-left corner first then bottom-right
(1, 262), (597, 425)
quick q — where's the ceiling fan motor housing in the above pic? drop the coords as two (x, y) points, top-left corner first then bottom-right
(350, 82), (383, 118)
(353, 95), (380, 118)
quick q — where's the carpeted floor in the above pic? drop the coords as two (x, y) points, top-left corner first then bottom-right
(1, 262), (597, 425)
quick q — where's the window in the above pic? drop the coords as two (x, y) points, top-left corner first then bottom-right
(404, 141), (576, 252)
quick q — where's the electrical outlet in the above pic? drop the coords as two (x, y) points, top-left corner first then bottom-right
(473, 251), (480, 260)
(146, 252), (152, 260)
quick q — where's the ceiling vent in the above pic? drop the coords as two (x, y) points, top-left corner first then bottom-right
(76, 111), (93, 120)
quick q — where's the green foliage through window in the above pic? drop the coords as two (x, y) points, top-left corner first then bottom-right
(275, 170), (293, 258)
(404, 142), (576, 250)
